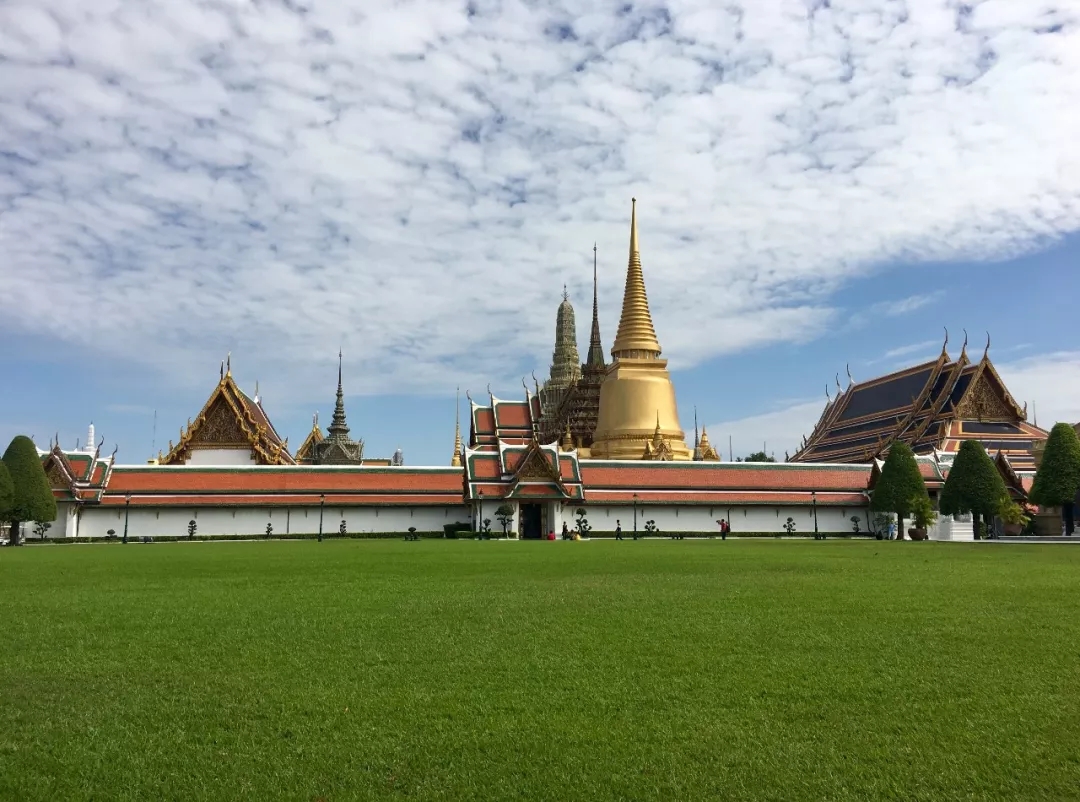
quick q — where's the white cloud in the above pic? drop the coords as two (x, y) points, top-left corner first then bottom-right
(712, 351), (1080, 461)
(0, 0), (1078, 405)
(708, 398), (827, 463)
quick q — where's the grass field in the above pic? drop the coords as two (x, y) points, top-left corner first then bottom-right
(2, 540), (1079, 801)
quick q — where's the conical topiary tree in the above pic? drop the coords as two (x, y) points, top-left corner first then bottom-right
(2, 436), (58, 546)
(0, 460), (14, 529)
(1029, 423), (1080, 536)
(939, 440), (1007, 539)
(870, 442), (929, 536)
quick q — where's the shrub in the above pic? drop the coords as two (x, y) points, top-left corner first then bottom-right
(574, 508), (592, 537)
(265, 522), (273, 538)
(0, 460), (13, 526)
(339, 520), (348, 536)
(783, 517), (796, 535)
(32, 521), (52, 539)
(850, 515), (861, 533)
(909, 494), (937, 530)
(494, 503), (515, 538)
(188, 520), (197, 539)
(443, 522), (471, 539)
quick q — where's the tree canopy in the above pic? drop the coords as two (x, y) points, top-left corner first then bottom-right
(739, 451), (775, 463)
(870, 442), (928, 522)
(939, 440), (1007, 518)
(0, 460), (14, 522)
(2, 436), (58, 525)
(1029, 423), (1080, 508)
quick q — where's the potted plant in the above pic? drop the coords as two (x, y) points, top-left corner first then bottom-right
(908, 494), (937, 540)
(997, 495), (1030, 536)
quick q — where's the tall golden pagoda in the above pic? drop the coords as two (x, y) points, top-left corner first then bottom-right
(589, 199), (692, 461)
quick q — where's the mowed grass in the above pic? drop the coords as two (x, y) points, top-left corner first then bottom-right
(2, 540), (1080, 801)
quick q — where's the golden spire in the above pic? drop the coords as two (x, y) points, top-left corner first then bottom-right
(451, 388), (462, 467)
(561, 421), (573, 451)
(611, 198), (662, 359)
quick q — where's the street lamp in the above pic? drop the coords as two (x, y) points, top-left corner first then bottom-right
(478, 490), (484, 537)
(632, 493), (639, 537)
(123, 493), (131, 544)
(318, 494), (325, 542)
(812, 490), (819, 539)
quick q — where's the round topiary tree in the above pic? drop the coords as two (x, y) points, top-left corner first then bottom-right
(870, 442), (929, 536)
(2, 435), (57, 546)
(1029, 423), (1080, 536)
(939, 440), (1007, 539)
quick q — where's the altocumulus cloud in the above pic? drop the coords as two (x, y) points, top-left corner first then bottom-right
(1, 0), (1079, 400)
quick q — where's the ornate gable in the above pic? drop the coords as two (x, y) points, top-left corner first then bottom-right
(955, 360), (1024, 422)
(162, 366), (294, 466)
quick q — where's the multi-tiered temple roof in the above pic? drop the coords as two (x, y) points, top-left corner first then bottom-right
(791, 334), (1046, 470)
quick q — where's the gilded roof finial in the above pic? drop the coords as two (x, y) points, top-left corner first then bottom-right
(942, 327), (949, 354)
(960, 329), (968, 359)
(220, 360), (224, 381)
(226, 352), (231, 376)
(562, 283), (569, 302)
(826, 383), (831, 402)
(983, 331), (990, 360)
(835, 373), (843, 394)
(611, 198), (662, 359)
(451, 388), (463, 467)
(846, 363), (854, 386)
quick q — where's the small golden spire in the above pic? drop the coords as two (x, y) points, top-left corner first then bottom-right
(451, 388), (463, 467)
(611, 198), (662, 359)
(561, 421), (573, 451)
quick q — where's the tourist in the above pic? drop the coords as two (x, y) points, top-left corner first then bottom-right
(562, 521), (570, 540)
(615, 520), (623, 540)
(717, 519), (728, 540)
(547, 530), (556, 541)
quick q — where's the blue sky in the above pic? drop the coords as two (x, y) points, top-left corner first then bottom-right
(2, 0), (1079, 465)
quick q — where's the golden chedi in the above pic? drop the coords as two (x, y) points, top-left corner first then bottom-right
(590, 199), (692, 461)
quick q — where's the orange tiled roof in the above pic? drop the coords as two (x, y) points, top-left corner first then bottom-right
(101, 493), (464, 507)
(580, 462), (871, 492)
(103, 466), (463, 497)
(586, 490), (867, 505)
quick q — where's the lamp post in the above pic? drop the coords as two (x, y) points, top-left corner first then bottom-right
(632, 493), (639, 537)
(123, 493), (131, 544)
(318, 494), (325, 542)
(812, 490), (819, 538)
(478, 490), (484, 537)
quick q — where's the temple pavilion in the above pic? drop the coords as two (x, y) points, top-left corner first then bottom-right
(790, 333), (1047, 471)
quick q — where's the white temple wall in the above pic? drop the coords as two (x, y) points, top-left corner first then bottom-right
(73, 504), (472, 538)
(542, 503), (869, 535)
(184, 449), (257, 466)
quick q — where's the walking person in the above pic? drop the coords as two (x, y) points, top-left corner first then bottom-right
(615, 520), (623, 540)
(719, 519), (729, 540)
(562, 521), (570, 540)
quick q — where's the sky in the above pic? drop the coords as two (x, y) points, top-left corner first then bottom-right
(2, 0), (1079, 465)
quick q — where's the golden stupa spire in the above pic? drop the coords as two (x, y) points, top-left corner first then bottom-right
(611, 198), (662, 359)
(451, 387), (463, 467)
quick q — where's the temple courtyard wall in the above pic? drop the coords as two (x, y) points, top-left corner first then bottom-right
(47, 499), (871, 539)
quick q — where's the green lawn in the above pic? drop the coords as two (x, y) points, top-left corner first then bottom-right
(2, 540), (1079, 801)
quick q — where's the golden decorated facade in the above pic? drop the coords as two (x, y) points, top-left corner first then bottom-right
(589, 199), (692, 461)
